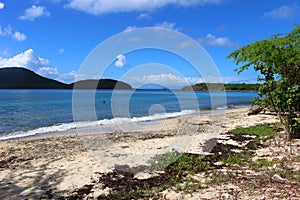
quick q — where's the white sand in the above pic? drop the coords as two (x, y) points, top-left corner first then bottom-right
(0, 108), (279, 199)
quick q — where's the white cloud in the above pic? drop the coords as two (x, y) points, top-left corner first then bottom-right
(0, 49), (76, 83)
(124, 73), (256, 89)
(124, 73), (203, 89)
(172, 34), (238, 49)
(66, 0), (222, 15)
(19, 5), (50, 21)
(115, 54), (127, 68)
(123, 26), (137, 33)
(263, 4), (298, 20)
(123, 21), (176, 33)
(0, 2), (4, 10)
(0, 25), (26, 42)
(155, 21), (176, 30)
(12, 31), (27, 41)
(0, 49), (50, 70)
(198, 34), (239, 47)
(137, 12), (150, 20)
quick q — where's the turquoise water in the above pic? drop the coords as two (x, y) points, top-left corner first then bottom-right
(0, 89), (257, 139)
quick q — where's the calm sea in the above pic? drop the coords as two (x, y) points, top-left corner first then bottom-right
(0, 89), (257, 140)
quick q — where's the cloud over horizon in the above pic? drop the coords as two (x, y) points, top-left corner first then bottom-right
(122, 73), (257, 89)
(66, 0), (222, 15)
(0, 49), (76, 83)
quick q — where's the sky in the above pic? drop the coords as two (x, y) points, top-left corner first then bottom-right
(0, 0), (299, 89)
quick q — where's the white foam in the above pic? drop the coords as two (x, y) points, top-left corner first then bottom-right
(0, 110), (197, 141)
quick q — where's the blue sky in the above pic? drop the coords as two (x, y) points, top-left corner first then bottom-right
(0, 0), (299, 89)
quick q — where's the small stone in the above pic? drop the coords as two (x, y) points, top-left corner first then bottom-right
(214, 161), (224, 166)
(221, 193), (231, 199)
(260, 194), (268, 199)
(134, 172), (152, 180)
(271, 174), (285, 182)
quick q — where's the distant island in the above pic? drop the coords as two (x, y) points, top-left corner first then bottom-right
(182, 83), (260, 91)
(0, 67), (132, 90)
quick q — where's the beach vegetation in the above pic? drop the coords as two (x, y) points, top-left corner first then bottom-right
(227, 25), (300, 141)
(249, 158), (280, 169)
(62, 124), (298, 199)
(230, 124), (277, 137)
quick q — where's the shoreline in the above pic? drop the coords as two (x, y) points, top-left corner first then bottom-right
(0, 105), (252, 142)
(0, 107), (280, 199)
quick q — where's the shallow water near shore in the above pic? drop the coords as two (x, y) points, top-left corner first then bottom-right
(0, 89), (257, 140)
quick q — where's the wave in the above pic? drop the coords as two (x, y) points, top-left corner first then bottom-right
(0, 110), (197, 141)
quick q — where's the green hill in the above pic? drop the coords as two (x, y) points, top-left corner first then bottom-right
(0, 67), (132, 90)
(182, 83), (260, 91)
(70, 79), (132, 90)
(0, 67), (68, 89)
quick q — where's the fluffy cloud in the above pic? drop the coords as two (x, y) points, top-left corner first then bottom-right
(115, 54), (127, 68)
(0, 2), (4, 10)
(12, 31), (27, 41)
(66, 0), (222, 15)
(19, 5), (50, 21)
(198, 34), (239, 48)
(0, 49), (76, 83)
(0, 25), (27, 42)
(263, 4), (298, 20)
(0, 49), (50, 70)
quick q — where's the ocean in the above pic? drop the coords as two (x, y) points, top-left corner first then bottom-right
(0, 89), (258, 140)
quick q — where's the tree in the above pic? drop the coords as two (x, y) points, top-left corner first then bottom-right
(227, 25), (300, 141)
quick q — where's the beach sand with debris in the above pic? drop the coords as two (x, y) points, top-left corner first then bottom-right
(0, 108), (282, 199)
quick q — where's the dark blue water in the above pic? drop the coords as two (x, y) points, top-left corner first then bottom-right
(0, 89), (257, 139)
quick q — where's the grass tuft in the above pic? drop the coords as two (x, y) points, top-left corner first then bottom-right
(230, 124), (277, 137)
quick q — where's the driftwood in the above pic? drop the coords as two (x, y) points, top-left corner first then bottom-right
(247, 107), (264, 116)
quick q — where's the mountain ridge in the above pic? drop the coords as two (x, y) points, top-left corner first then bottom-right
(0, 67), (132, 90)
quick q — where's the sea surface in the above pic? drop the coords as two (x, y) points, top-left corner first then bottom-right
(0, 89), (258, 140)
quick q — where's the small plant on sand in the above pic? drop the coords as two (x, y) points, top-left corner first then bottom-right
(148, 151), (210, 175)
(222, 152), (252, 166)
(249, 158), (280, 169)
(147, 149), (181, 171)
(230, 124), (276, 137)
(206, 171), (235, 185)
(171, 153), (210, 174)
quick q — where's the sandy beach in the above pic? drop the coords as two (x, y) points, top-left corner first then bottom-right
(0, 108), (281, 199)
